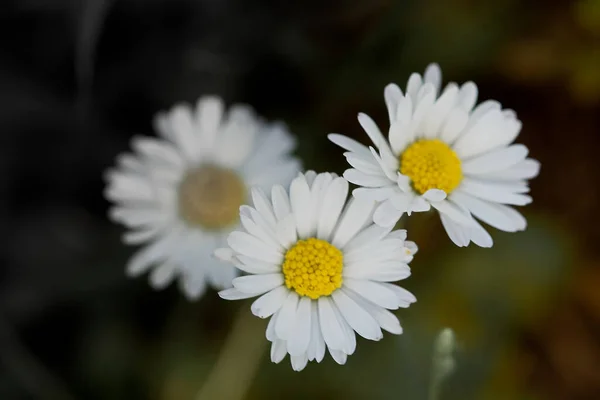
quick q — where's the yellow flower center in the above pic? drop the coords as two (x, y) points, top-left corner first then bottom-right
(400, 139), (463, 195)
(282, 238), (343, 300)
(177, 165), (245, 230)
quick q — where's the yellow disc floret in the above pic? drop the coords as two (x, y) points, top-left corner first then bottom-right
(400, 139), (463, 195)
(282, 238), (343, 300)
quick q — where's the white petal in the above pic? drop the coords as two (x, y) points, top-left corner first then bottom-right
(424, 63), (442, 94)
(346, 290), (403, 334)
(352, 187), (396, 202)
(329, 349), (348, 365)
(459, 179), (532, 206)
(462, 144), (529, 175)
(344, 224), (393, 252)
(317, 178), (349, 241)
(431, 199), (474, 226)
(344, 169), (392, 187)
(290, 174), (313, 238)
(373, 200), (403, 227)
(457, 81), (478, 112)
(317, 296), (346, 351)
(332, 289), (383, 341)
(422, 83), (459, 138)
(384, 83), (403, 123)
(406, 73), (423, 101)
(307, 302), (326, 362)
(379, 283), (417, 307)
(440, 214), (470, 247)
(290, 354), (309, 371)
(227, 231), (283, 264)
(195, 96), (224, 152)
(451, 191), (527, 232)
(481, 158), (540, 181)
(344, 152), (382, 175)
(240, 215), (282, 251)
(218, 288), (258, 300)
(422, 188), (447, 202)
(287, 297), (312, 356)
(251, 286), (289, 318)
(331, 197), (376, 249)
(251, 187), (277, 229)
(328, 134), (371, 158)
(270, 339), (287, 364)
(234, 255), (280, 274)
(125, 228), (181, 276)
(358, 112), (387, 149)
(275, 291), (300, 340)
(439, 109), (469, 144)
(344, 278), (402, 309)
(232, 274), (284, 295)
(148, 262), (177, 289)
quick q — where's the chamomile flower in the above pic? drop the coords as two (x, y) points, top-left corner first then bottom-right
(329, 63), (540, 247)
(216, 171), (417, 371)
(105, 96), (300, 300)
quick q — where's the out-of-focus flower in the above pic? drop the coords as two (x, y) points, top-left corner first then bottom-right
(330, 63), (540, 248)
(216, 171), (417, 371)
(104, 96), (301, 300)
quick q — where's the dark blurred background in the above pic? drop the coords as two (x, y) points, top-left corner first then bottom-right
(1, 0), (599, 399)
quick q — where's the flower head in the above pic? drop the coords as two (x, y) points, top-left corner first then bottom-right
(216, 171), (417, 371)
(105, 96), (300, 299)
(329, 63), (540, 247)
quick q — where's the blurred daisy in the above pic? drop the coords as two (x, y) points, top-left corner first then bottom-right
(216, 171), (417, 371)
(105, 96), (300, 299)
(329, 63), (540, 247)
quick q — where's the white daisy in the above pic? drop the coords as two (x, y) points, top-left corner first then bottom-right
(216, 171), (417, 371)
(329, 63), (540, 247)
(104, 96), (301, 300)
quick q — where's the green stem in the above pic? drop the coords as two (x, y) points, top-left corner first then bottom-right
(196, 307), (267, 400)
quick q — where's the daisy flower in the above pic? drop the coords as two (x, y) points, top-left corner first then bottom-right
(216, 171), (417, 371)
(104, 96), (301, 300)
(329, 63), (540, 247)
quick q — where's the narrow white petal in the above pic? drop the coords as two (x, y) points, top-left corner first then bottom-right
(344, 278), (401, 309)
(358, 112), (387, 149)
(287, 297), (312, 356)
(227, 231), (283, 264)
(290, 174), (313, 238)
(431, 199), (474, 226)
(379, 283), (417, 307)
(318, 296), (346, 351)
(317, 178), (349, 241)
(290, 354), (309, 371)
(251, 286), (289, 318)
(235, 255), (280, 274)
(457, 81), (478, 112)
(424, 63), (442, 94)
(332, 197), (376, 249)
(271, 185), (292, 221)
(328, 134), (371, 158)
(439, 108), (469, 144)
(422, 188), (447, 202)
(232, 274), (284, 295)
(329, 349), (348, 365)
(332, 289), (383, 340)
(352, 187), (396, 202)
(462, 144), (529, 175)
(218, 288), (258, 300)
(481, 158), (540, 181)
(384, 83), (403, 123)
(406, 73), (423, 101)
(148, 262), (177, 289)
(270, 340), (287, 364)
(251, 187), (277, 229)
(460, 178), (532, 206)
(373, 200), (403, 228)
(344, 169), (392, 187)
(440, 214), (470, 247)
(451, 191), (527, 232)
(275, 291), (300, 340)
